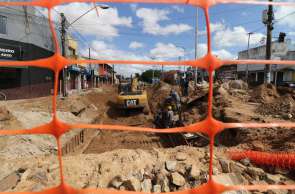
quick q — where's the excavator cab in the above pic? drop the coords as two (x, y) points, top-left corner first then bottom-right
(116, 78), (149, 114)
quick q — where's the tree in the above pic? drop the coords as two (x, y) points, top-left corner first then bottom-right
(140, 69), (161, 83)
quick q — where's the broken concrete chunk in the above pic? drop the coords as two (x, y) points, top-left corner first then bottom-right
(153, 184), (161, 193)
(134, 170), (144, 182)
(265, 174), (282, 184)
(219, 159), (230, 173)
(160, 176), (170, 192)
(213, 173), (246, 186)
(109, 176), (123, 188)
(176, 163), (187, 176)
(176, 152), (187, 161)
(171, 172), (185, 187)
(123, 177), (141, 191)
(141, 179), (152, 193)
(230, 162), (247, 174)
(245, 167), (265, 180)
(0, 107), (11, 121)
(240, 158), (251, 166)
(165, 160), (177, 172)
(190, 164), (201, 179)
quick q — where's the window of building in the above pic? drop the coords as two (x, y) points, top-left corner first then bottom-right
(0, 15), (7, 34)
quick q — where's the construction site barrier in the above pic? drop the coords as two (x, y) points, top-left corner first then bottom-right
(0, 0), (295, 194)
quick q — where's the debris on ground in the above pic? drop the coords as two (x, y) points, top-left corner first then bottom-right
(1, 82), (295, 193)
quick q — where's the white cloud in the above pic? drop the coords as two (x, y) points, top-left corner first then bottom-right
(54, 3), (132, 38)
(275, 4), (295, 29)
(213, 26), (265, 48)
(150, 43), (185, 60)
(130, 4), (138, 12)
(196, 43), (235, 59)
(199, 22), (225, 36)
(136, 8), (192, 36)
(82, 41), (152, 76)
(213, 49), (236, 59)
(171, 6), (184, 13)
(196, 43), (208, 58)
(211, 22), (225, 33)
(84, 40), (148, 61)
(129, 41), (144, 49)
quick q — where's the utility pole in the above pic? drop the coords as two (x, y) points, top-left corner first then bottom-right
(60, 13), (68, 97)
(194, 7), (198, 86)
(59, 5), (110, 95)
(112, 64), (115, 85)
(264, 0), (274, 84)
(89, 48), (94, 88)
(246, 32), (253, 82)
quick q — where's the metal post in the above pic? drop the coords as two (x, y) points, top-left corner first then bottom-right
(194, 7), (198, 86)
(152, 66), (155, 84)
(61, 13), (68, 97)
(89, 48), (94, 88)
(246, 32), (253, 83)
(112, 64), (115, 85)
(265, 0), (274, 84)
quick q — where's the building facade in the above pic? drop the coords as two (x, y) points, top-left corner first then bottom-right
(98, 63), (115, 84)
(0, 6), (55, 100)
(238, 40), (295, 85)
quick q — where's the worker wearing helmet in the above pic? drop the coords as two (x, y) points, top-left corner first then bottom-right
(170, 90), (181, 111)
(165, 105), (174, 128)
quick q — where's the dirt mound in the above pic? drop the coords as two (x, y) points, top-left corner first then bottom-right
(250, 84), (280, 103)
(0, 106), (12, 122)
(257, 94), (295, 120)
(148, 82), (180, 114)
(223, 80), (248, 90)
(228, 80), (248, 90)
(220, 80), (248, 91)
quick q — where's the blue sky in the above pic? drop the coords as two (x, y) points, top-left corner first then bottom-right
(52, 2), (295, 76)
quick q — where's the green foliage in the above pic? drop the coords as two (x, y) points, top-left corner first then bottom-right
(140, 69), (161, 83)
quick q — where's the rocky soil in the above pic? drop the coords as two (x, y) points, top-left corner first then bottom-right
(1, 146), (294, 193)
(0, 82), (295, 193)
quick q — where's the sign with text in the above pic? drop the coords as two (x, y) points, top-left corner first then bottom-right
(0, 43), (21, 60)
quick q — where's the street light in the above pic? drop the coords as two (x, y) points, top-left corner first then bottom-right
(150, 57), (156, 84)
(60, 4), (110, 97)
(175, 45), (186, 72)
(68, 4), (110, 27)
(246, 32), (254, 82)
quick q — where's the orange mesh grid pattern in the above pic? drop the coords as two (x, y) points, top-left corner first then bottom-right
(0, 0), (295, 194)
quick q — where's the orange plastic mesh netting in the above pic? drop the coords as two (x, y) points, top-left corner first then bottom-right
(0, 0), (295, 194)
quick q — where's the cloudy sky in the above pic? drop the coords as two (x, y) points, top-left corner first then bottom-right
(51, 1), (295, 76)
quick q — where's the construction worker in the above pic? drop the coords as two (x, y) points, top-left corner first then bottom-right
(165, 106), (174, 128)
(183, 78), (189, 97)
(180, 76), (185, 96)
(170, 89), (181, 111)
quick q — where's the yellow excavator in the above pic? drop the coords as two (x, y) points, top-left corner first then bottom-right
(116, 77), (149, 114)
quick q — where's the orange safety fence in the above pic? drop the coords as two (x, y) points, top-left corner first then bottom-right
(0, 0), (295, 194)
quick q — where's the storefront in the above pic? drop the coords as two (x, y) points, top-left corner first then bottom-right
(0, 39), (54, 100)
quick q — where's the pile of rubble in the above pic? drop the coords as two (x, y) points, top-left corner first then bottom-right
(249, 84), (295, 120)
(257, 94), (295, 120)
(3, 146), (294, 193)
(148, 81), (180, 114)
(250, 84), (280, 103)
(0, 106), (12, 122)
